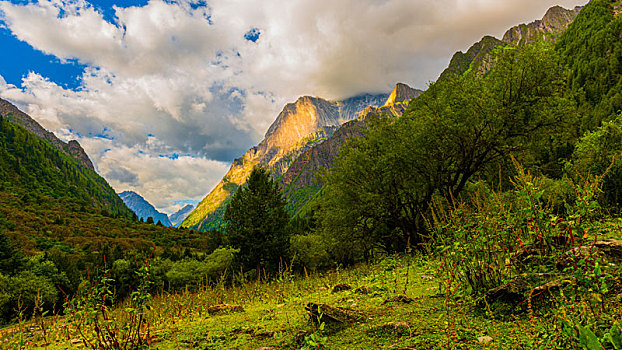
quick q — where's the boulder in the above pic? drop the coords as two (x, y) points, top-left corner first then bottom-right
(595, 240), (622, 261)
(305, 303), (365, 325)
(207, 304), (245, 315)
(332, 283), (352, 293)
(383, 295), (415, 304)
(377, 321), (411, 336)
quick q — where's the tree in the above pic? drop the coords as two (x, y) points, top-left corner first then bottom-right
(318, 41), (575, 260)
(224, 166), (290, 273)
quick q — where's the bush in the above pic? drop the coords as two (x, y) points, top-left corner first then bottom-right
(290, 234), (330, 272)
(166, 248), (238, 288)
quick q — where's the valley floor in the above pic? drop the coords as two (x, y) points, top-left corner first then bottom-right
(5, 246), (621, 350)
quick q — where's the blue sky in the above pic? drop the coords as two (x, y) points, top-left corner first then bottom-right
(0, 26), (85, 88)
(0, 0), (588, 213)
(0, 0), (150, 89)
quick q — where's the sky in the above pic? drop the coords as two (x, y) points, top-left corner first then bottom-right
(0, 0), (588, 214)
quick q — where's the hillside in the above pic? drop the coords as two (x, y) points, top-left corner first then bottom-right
(0, 98), (95, 171)
(182, 93), (389, 231)
(0, 114), (130, 218)
(119, 191), (173, 226)
(0, 103), (212, 324)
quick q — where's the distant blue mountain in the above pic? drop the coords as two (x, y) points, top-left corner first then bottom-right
(119, 191), (172, 227)
(168, 204), (195, 227)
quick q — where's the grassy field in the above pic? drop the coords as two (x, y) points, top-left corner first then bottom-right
(3, 244), (620, 350)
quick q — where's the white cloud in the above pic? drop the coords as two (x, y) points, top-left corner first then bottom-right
(0, 0), (588, 212)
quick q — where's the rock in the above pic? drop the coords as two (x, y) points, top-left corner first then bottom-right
(531, 277), (575, 297)
(332, 283), (352, 293)
(305, 302), (365, 325)
(377, 321), (411, 336)
(207, 304), (245, 315)
(355, 286), (373, 295)
(485, 274), (559, 305)
(384, 83), (421, 106)
(383, 295), (414, 304)
(253, 332), (274, 340)
(485, 273), (564, 309)
(595, 240), (622, 262)
(478, 336), (493, 344)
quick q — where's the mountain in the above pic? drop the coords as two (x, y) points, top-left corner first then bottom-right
(169, 204), (194, 227)
(182, 3), (582, 231)
(0, 100), (130, 217)
(119, 191), (172, 226)
(275, 4), (582, 217)
(502, 5), (583, 45)
(0, 98), (95, 171)
(439, 5), (581, 81)
(279, 83), (422, 215)
(182, 93), (389, 231)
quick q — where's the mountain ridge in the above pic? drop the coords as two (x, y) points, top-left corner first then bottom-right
(182, 93), (389, 230)
(439, 4), (582, 82)
(119, 191), (172, 226)
(279, 83), (422, 215)
(169, 204), (195, 228)
(0, 98), (95, 171)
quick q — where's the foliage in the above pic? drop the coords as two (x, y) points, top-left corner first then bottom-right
(318, 41), (574, 262)
(165, 247), (238, 288)
(224, 166), (290, 273)
(569, 116), (622, 209)
(290, 234), (330, 272)
(557, 0), (622, 132)
(64, 260), (153, 350)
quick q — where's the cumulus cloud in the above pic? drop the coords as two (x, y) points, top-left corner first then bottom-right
(0, 0), (587, 212)
(76, 134), (230, 211)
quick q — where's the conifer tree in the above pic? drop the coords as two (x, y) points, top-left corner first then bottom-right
(224, 166), (290, 273)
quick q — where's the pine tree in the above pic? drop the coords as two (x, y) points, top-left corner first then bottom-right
(224, 166), (290, 273)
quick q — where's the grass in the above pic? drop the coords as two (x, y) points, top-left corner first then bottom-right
(4, 247), (620, 349)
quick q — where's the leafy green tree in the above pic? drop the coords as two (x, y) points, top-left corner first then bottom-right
(0, 229), (22, 275)
(224, 167), (290, 273)
(570, 116), (622, 208)
(319, 41), (574, 260)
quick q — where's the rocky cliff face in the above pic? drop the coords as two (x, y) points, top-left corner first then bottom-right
(0, 98), (95, 171)
(182, 93), (388, 231)
(119, 191), (172, 226)
(279, 83), (421, 214)
(440, 5), (581, 81)
(503, 5), (582, 45)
